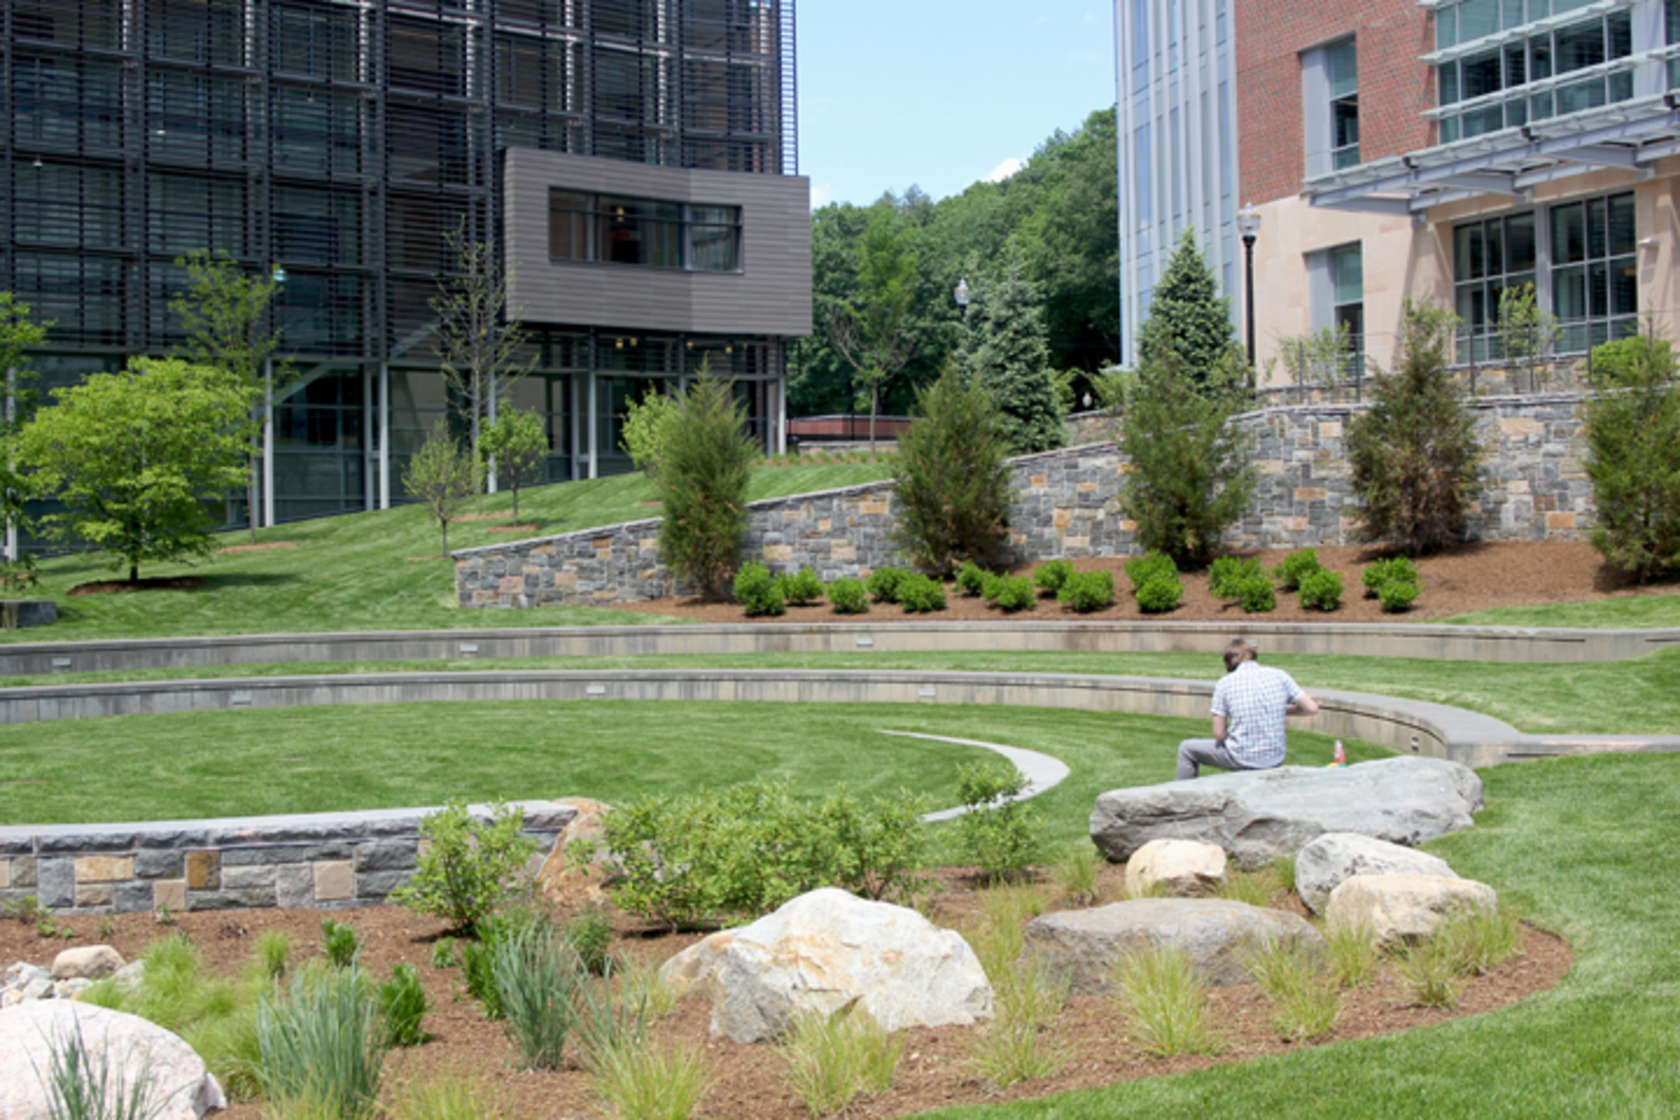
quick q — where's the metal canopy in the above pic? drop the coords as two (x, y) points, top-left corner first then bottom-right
(1306, 97), (1680, 215)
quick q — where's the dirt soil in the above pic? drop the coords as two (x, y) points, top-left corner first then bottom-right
(215, 542), (298, 556)
(67, 576), (208, 596)
(606, 540), (1680, 625)
(0, 863), (1570, 1120)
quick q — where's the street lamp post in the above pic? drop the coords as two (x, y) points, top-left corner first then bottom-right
(954, 277), (970, 318)
(1236, 203), (1261, 367)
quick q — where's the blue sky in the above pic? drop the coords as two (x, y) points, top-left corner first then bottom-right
(797, 2), (1117, 209)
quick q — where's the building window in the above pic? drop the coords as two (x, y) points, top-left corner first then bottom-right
(1308, 242), (1363, 378)
(1302, 37), (1358, 177)
(1454, 210), (1537, 363)
(548, 191), (741, 272)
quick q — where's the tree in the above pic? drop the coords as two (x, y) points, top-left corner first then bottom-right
(0, 293), (48, 586)
(620, 388), (678, 479)
(432, 218), (532, 494)
(1135, 230), (1248, 394)
(955, 258), (1065, 454)
(1115, 352), (1256, 569)
(170, 250), (288, 543)
(1346, 302), (1485, 554)
(403, 419), (478, 559)
(656, 372), (757, 600)
(480, 407), (547, 525)
(891, 365), (1011, 576)
(1582, 333), (1680, 581)
(17, 358), (254, 581)
(1497, 282), (1560, 391)
(826, 202), (919, 449)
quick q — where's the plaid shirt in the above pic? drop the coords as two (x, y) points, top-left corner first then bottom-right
(1210, 661), (1304, 770)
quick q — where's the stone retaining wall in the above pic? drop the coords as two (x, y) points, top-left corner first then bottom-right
(0, 800), (577, 916)
(455, 394), (1592, 608)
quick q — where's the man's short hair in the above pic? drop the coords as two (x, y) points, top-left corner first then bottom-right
(1223, 639), (1258, 673)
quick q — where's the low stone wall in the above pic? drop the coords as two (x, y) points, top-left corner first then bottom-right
(455, 393), (1593, 608)
(0, 800), (577, 916)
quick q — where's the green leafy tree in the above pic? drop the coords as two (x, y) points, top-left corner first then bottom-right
(1136, 230), (1248, 395)
(1346, 302), (1485, 554)
(403, 419), (478, 559)
(826, 202), (920, 449)
(0, 293), (48, 587)
(389, 800), (538, 933)
(480, 407), (547, 524)
(1497, 282), (1560, 390)
(620, 388), (677, 479)
(956, 258), (1066, 454)
(657, 371), (757, 600)
(891, 365), (1011, 576)
(1583, 333), (1680, 581)
(17, 358), (255, 581)
(170, 249), (288, 543)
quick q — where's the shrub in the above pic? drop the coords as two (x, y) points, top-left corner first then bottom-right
(1362, 555), (1420, 595)
(389, 800), (539, 933)
(429, 938), (457, 970)
(1135, 574), (1183, 614)
(492, 923), (587, 1070)
(890, 366), (1011, 575)
(955, 561), (987, 596)
(1057, 570), (1116, 613)
(896, 573), (947, 612)
(256, 967), (385, 1120)
(813, 786), (931, 904)
(1377, 579), (1421, 613)
(1032, 559), (1074, 595)
(1208, 555), (1264, 599)
(1111, 943), (1223, 1058)
(379, 964), (428, 1047)
(620, 389), (677, 479)
(732, 562), (786, 617)
(826, 577), (869, 614)
(1347, 302), (1484, 553)
(955, 763), (1041, 883)
(1124, 551), (1177, 591)
(656, 372), (757, 600)
(780, 1009), (903, 1115)
(779, 567), (825, 606)
(1273, 548), (1322, 591)
(865, 566), (910, 603)
(987, 575), (1036, 613)
(1584, 334), (1680, 580)
(564, 910), (614, 976)
(1298, 568), (1343, 611)
(321, 919), (360, 969)
(1232, 572), (1275, 613)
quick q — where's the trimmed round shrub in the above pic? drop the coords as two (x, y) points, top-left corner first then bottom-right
(1124, 551), (1178, 591)
(1233, 572), (1276, 613)
(826, 577), (869, 614)
(1299, 568), (1344, 611)
(779, 566), (825, 606)
(866, 566), (911, 603)
(1057, 570), (1116, 613)
(1208, 555), (1263, 600)
(980, 572), (1004, 601)
(1135, 574), (1183, 613)
(1273, 548), (1323, 591)
(897, 573), (948, 613)
(1377, 579), (1421, 612)
(1363, 556), (1420, 597)
(1033, 559), (1075, 595)
(990, 575), (1037, 613)
(733, 562), (786, 617)
(955, 561), (988, 597)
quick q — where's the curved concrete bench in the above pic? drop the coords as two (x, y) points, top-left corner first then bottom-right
(2, 618), (1678, 677)
(2, 667), (1674, 768)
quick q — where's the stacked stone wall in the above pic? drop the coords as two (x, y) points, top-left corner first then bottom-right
(455, 394), (1594, 608)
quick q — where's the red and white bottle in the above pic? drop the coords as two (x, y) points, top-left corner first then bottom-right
(1332, 740), (1347, 767)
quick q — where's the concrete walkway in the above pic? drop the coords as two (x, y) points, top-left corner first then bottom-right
(872, 730), (1072, 821)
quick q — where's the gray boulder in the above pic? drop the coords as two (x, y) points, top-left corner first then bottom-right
(1296, 832), (1459, 915)
(1091, 757), (1483, 869)
(0, 1000), (227, 1119)
(660, 887), (992, 1043)
(1022, 898), (1325, 991)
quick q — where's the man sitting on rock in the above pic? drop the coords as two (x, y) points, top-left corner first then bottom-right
(1176, 639), (1319, 780)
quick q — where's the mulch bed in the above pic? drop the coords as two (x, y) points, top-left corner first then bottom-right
(0, 861), (1570, 1120)
(605, 540), (1680, 626)
(67, 577), (208, 596)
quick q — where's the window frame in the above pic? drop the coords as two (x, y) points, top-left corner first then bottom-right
(547, 189), (743, 274)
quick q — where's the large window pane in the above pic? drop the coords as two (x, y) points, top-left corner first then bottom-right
(1552, 203), (1585, 264)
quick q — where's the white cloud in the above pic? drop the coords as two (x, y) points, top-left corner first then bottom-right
(810, 183), (832, 209)
(983, 157), (1027, 184)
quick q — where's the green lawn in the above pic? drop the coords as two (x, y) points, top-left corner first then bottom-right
(6, 460), (893, 643)
(0, 700), (1369, 829)
(1440, 592), (1680, 629)
(916, 750), (1680, 1119)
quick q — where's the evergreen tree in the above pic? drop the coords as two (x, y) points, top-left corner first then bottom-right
(956, 258), (1066, 454)
(1582, 334), (1680, 581)
(891, 365), (1011, 576)
(1136, 230), (1247, 393)
(656, 371), (757, 600)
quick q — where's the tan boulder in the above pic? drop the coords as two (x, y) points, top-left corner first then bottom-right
(1325, 873), (1498, 949)
(51, 945), (125, 981)
(535, 797), (614, 907)
(1124, 838), (1227, 897)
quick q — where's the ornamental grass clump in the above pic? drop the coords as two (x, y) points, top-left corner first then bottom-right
(492, 922), (588, 1070)
(255, 965), (385, 1120)
(779, 1008), (903, 1116)
(384, 1070), (506, 1120)
(41, 1021), (160, 1120)
(378, 963), (428, 1048)
(1237, 937), (1339, 1042)
(965, 957), (1070, 1088)
(1324, 921), (1379, 989)
(1398, 935), (1462, 1009)
(1436, 901), (1523, 977)
(1052, 845), (1103, 906)
(1111, 943), (1223, 1058)
(389, 800), (539, 934)
(591, 1035), (714, 1120)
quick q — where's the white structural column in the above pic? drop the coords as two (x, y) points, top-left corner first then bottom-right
(486, 370), (498, 493)
(362, 366), (375, 510)
(569, 376), (582, 481)
(378, 363), (390, 510)
(3, 368), (13, 562)
(262, 359), (275, 528)
(585, 371), (598, 479)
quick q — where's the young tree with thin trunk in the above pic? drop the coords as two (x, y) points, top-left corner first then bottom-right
(0, 293), (48, 587)
(403, 420), (479, 559)
(480, 407), (547, 525)
(825, 203), (918, 451)
(170, 249), (287, 544)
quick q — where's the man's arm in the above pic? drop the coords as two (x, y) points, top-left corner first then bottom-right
(1287, 692), (1320, 717)
(1211, 714), (1227, 741)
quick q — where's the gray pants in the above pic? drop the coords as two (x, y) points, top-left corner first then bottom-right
(1176, 738), (1253, 781)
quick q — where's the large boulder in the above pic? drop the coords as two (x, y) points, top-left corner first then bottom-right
(1296, 833), (1459, 915)
(659, 888), (992, 1043)
(1022, 898), (1325, 992)
(1091, 757), (1483, 869)
(1124, 838), (1227, 898)
(0, 1000), (227, 1119)
(1325, 873), (1498, 949)
(535, 797), (615, 907)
